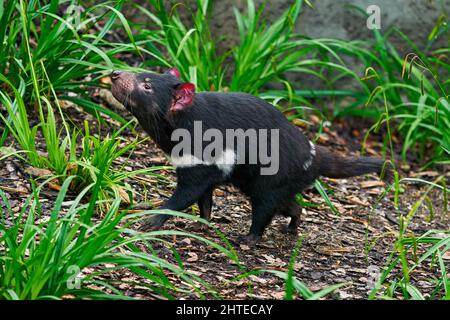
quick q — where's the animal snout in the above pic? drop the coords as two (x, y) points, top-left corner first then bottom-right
(110, 71), (135, 108)
(111, 70), (123, 81)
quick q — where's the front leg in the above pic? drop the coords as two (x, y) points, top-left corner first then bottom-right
(198, 188), (213, 220)
(140, 186), (207, 230)
(140, 166), (223, 231)
(188, 188), (215, 232)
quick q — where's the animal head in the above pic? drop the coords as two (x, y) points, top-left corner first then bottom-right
(110, 68), (195, 118)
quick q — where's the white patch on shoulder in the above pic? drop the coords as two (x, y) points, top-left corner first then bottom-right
(167, 149), (236, 176)
(214, 149), (236, 175)
(170, 154), (205, 167)
(303, 141), (316, 171)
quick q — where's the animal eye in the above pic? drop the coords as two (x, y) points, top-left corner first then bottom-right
(144, 83), (151, 90)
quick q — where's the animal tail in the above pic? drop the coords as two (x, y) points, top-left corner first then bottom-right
(315, 145), (393, 183)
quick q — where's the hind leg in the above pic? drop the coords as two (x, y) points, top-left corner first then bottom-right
(241, 189), (288, 244)
(278, 199), (302, 235)
(242, 200), (275, 244)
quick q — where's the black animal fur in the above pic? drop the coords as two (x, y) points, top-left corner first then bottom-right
(111, 70), (389, 243)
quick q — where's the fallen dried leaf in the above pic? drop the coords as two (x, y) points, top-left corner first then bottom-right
(0, 185), (28, 194)
(410, 171), (440, 177)
(67, 163), (78, 173)
(181, 238), (192, 245)
(318, 134), (330, 144)
(346, 196), (370, 207)
(364, 146), (379, 156)
(100, 76), (112, 84)
(118, 187), (131, 204)
(25, 166), (53, 177)
(248, 275), (268, 284)
(310, 114), (321, 124)
(322, 247), (353, 254)
(49, 182), (61, 191)
(292, 118), (308, 128)
(349, 217), (368, 226)
(361, 180), (386, 188)
(443, 251), (450, 260)
(187, 252), (199, 262)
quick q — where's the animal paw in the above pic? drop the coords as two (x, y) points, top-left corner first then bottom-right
(139, 214), (169, 231)
(190, 222), (209, 232)
(238, 233), (261, 246)
(280, 224), (298, 235)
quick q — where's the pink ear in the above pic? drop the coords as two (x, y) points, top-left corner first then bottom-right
(165, 67), (181, 79)
(171, 83), (195, 112)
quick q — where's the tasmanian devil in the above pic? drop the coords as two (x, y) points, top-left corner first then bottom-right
(110, 68), (390, 243)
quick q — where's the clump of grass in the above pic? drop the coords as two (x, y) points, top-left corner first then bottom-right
(0, 157), (241, 299)
(0, 0), (140, 183)
(67, 119), (170, 213)
(370, 227), (450, 300)
(0, 73), (165, 214)
(0, 0), (138, 118)
(0, 75), (41, 166)
(363, 173), (450, 300)
(229, 0), (303, 93)
(340, 6), (450, 165)
(137, 0), (226, 91)
(136, 0), (365, 101)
